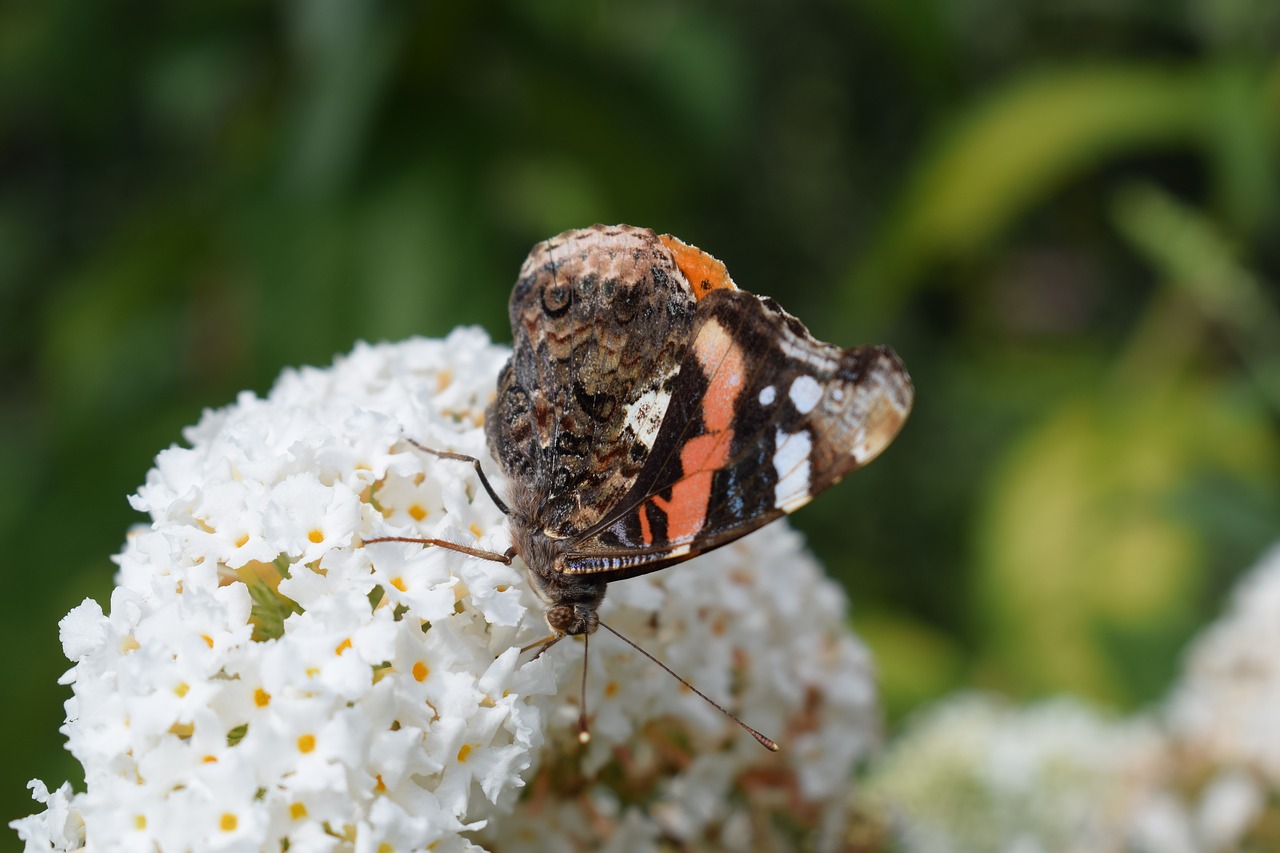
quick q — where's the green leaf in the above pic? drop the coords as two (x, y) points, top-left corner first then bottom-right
(843, 64), (1208, 331)
(1113, 183), (1280, 412)
(246, 573), (304, 643)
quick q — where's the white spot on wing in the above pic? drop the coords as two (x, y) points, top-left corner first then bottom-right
(788, 375), (822, 414)
(777, 331), (840, 373)
(622, 386), (671, 449)
(773, 427), (812, 512)
(759, 385), (776, 406)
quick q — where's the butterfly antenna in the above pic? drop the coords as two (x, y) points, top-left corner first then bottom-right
(598, 621), (779, 752)
(578, 631), (591, 744)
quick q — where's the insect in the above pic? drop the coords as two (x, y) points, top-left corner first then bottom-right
(369, 224), (913, 750)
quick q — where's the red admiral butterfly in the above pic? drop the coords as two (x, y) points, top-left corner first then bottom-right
(370, 225), (913, 750)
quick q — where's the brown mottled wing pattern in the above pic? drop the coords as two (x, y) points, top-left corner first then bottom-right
(561, 288), (914, 580)
(485, 225), (698, 540)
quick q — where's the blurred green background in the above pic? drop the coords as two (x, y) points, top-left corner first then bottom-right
(4, 0), (1279, 838)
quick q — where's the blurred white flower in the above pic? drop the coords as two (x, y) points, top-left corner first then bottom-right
(1167, 543), (1280, 783)
(1154, 541), (1280, 851)
(12, 329), (881, 852)
(865, 694), (1167, 853)
(869, 541), (1280, 853)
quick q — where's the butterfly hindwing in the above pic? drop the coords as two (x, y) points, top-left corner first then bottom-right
(561, 288), (913, 580)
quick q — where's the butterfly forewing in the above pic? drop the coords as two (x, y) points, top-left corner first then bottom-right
(561, 288), (913, 580)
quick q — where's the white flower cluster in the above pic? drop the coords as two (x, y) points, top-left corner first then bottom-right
(1154, 541), (1280, 849)
(868, 542), (1280, 853)
(12, 329), (881, 852)
(1167, 543), (1280, 784)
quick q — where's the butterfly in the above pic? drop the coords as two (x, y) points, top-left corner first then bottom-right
(370, 224), (913, 750)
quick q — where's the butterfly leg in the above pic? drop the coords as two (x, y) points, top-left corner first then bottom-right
(362, 536), (515, 565)
(403, 436), (511, 516)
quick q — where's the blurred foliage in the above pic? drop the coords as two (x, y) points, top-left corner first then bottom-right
(3, 0), (1279, 839)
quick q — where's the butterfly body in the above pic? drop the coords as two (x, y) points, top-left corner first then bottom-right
(485, 224), (913, 640)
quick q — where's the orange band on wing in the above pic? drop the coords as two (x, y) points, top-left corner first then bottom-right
(694, 319), (744, 433)
(651, 437), (727, 543)
(659, 234), (737, 301)
(646, 319), (745, 542)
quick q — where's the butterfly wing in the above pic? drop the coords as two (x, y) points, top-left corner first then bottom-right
(485, 225), (736, 541)
(560, 287), (913, 580)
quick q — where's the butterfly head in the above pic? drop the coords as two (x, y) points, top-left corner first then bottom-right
(504, 506), (608, 637)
